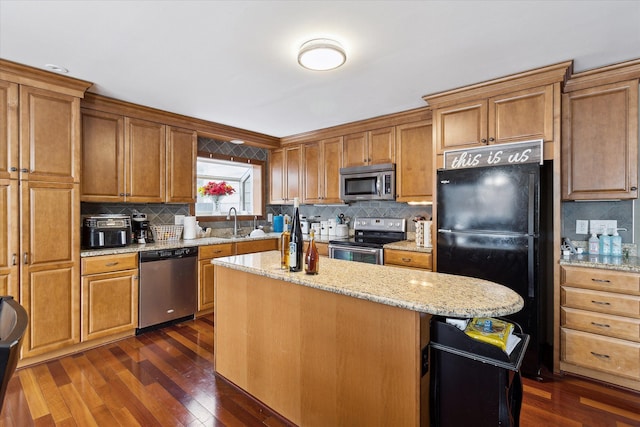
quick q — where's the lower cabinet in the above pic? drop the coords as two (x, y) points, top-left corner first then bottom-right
(560, 265), (640, 391)
(81, 253), (139, 341)
(198, 243), (234, 315)
(197, 238), (278, 315)
(384, 248), (432, 270)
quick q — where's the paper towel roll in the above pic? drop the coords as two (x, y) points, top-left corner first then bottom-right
(183, 216), (198, 239)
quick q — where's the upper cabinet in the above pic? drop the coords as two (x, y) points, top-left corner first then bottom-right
(166, 126), (197, 203)
(0, 81), (18, 180)
(424, 61), (572, 164)
(395, 121), (433, 203)
(269, 145), (301, 204)
(561, 59), (640, 200)
(303, 136), (343, 204)
(81, 111), (167, 203)
(343, 127), (395, 167)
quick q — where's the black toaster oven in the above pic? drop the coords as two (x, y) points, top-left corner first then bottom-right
(82, 215), (132, 249)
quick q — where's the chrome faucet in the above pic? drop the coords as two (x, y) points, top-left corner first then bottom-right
(227, 207), (240, 236)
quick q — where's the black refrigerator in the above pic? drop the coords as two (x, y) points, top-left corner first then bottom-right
(436, 161), (552, 378)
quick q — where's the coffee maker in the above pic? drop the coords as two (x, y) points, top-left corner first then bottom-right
(132, 212), (152, 244)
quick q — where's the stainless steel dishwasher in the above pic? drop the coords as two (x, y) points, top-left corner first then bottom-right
(137, 246), (197, 333)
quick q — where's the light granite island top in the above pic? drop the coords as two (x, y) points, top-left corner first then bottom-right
(213, 250), (523, 318)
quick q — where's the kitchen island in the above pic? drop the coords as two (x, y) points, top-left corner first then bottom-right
(213, 251), (523, 427)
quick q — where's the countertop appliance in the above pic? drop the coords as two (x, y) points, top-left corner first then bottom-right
(132, 213), (153, 244)
(436, 162), (552, 378)
(339, 163), (396, 201)
(82, 214), (131, 249)
(137, 247), (197, 333)
(328, 217), (406, 265)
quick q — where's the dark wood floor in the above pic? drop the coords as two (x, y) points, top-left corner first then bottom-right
(1, 314), (638, 426)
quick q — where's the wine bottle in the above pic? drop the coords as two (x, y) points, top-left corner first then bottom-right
(305, 229), (319, 275)
(280, 217), (290, 270)
(289, 198), (303, 272)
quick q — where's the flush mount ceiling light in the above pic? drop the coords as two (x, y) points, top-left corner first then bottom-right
(298, 38), (346, 71)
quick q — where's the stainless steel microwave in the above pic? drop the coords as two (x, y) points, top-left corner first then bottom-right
(339, 163), (396, 201)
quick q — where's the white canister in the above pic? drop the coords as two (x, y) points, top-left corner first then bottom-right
(423, 221), (433, 248)
(415, 221), (425, 247)
(336, 224), (349, 238)
(320, 220), (329, 236)
(328, 218), (337, 236)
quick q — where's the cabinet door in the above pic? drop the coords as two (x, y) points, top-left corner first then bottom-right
(124, 117), (166, 203)
(368, 127), (395, 165)
(19, 86), (80, 183)
(343, 132), (368, 167)
(198, 259), (215, 313)
(562, 80), (639, 200)
(434, 100), (487, 154)
(489, 85), (555, 145)
(20, 181), (80, 357)
(284, 145), (302, 202)
(396, 121), (432, 202)
(303, 142), (322, 204)
(80, 109), (125, 202)
(269, 148), (286, 203)
(166, 126), (196, 203)
(322, 136), (343, 203)
(81, 269), (138, 341)
(0, 179), (18, 298)
(0, 81), (18, 180)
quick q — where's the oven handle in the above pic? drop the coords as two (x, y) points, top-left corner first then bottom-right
(376, 176), (382, 196)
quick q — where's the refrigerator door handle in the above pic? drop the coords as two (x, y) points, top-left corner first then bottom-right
(437, 228), (452, 233)
(527, 235), (535, 298)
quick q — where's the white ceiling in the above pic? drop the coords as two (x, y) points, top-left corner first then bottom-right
(1, 1), (639, 139)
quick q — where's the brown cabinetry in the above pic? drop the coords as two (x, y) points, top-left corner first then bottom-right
(384, 248), (432, 270)
(302, 137), (343, 204)
(81, 253), (138, 341)
(395, 121), (433, 202)
(198, 238), (278, 315)
(166, 126), (197, 203)
(0, 179), (18, 297)
(562, 72), (639, 200)
(343, 127), (395, 167)
(0, 80), (18, 180)
(560, 265), (640, 391)
(269, 145), (301, 204)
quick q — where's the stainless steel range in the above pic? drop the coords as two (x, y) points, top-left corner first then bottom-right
(328, 217), (406, 265)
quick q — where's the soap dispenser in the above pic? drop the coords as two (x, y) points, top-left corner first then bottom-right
(588, 232), (599, 254)
(611, 228), (622, 256)
(599, 230), (612, 256)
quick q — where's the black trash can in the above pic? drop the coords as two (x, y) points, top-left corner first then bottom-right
(429, 317), (529, 427)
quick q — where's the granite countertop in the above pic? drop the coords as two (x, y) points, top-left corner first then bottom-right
(80, 232), (282, 257)
(559, 253), (640, 273)
(383, 240), (433, 253)
(213, 251), (523, 318)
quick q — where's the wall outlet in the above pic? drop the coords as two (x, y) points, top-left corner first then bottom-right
(576, 220), (589, 234)
(267, 213), (273, 223)
(590, 220), (617, 234)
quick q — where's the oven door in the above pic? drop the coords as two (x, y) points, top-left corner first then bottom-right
(329, 244), (383, 265)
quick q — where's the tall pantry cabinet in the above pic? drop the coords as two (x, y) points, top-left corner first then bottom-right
(0, 59), (92, 360)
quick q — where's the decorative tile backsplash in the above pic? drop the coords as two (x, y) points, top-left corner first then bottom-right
(561, 200), (634, 245)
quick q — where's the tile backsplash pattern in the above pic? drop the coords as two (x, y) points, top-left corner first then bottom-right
(561, 200), (633, 244)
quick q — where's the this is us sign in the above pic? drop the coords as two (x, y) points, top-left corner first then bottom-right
(443, 139), (543, 170)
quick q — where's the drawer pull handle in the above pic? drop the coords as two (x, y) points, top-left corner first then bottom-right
(590, 351), (610, 360)
(590, 321), (610, 328)
(591, 278), (611, 283)
(105, 262), (119, 267)
(591, 300), (611, 306)
(214, 250), (223, 253)
(402, 257), (412, 262)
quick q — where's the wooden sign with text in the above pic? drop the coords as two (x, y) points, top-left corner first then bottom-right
(443, 139), (543, 170)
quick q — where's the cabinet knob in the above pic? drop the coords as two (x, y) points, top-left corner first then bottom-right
(23, 252), (29, 265)
(20, 168), (29, 173)
(480, 139), (487, 144)
(631, 186), (638, 191)
(488, 137), (495, 142)
(119, 193), (125, 196)
(10, 167), (17, 172)
(12, 254), (17, 266)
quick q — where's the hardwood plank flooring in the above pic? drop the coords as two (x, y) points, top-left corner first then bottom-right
(1, 314), (638, 426)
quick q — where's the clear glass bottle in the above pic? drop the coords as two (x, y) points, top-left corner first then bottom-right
(289, 198), (303, 272)
(280, 217), (290, 270)
(305, 229), (319, 275)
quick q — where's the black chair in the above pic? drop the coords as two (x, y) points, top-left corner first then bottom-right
(0, 296), (28, 413)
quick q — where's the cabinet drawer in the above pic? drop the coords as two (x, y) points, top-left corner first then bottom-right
(235, 239), (278, 255)
(384, 249), (432, 270)
(561, 307), (640, 342)
(561, 328), (640, 380)
(199, 243), (234, 260)
(562, 266), (640, 295)
(81, 253), (138, 275)
(562, 286), (640, 318)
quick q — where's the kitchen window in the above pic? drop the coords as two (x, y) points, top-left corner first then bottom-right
(195, 153), (264, 218)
